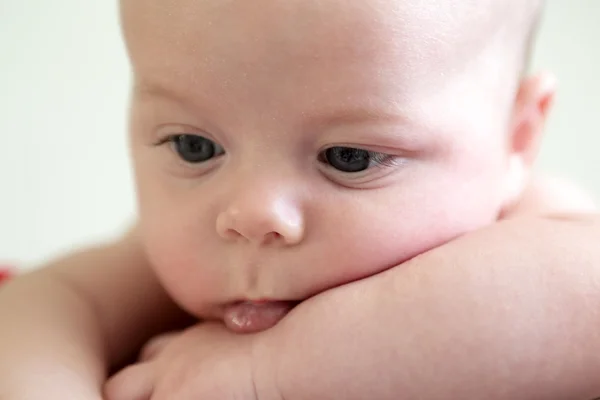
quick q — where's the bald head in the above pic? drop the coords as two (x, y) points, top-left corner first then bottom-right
(119, 0), (545, 137)
(120, 0), (543, 85)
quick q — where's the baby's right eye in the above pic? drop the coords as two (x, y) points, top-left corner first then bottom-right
(167, 134), (225, 163)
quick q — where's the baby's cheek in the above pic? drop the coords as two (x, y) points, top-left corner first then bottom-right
(317, 202), (495, 294)
(337, 230), (445, 279)
(295, 230), (432, 300)
(141, 219), (220, 317)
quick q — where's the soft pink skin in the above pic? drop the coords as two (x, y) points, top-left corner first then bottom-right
(122, 0), (536, 325)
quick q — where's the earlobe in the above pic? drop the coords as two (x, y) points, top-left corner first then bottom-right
(502, 72), (557, 214)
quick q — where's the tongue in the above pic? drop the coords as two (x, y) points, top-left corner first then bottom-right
(224, 301), (294, 333)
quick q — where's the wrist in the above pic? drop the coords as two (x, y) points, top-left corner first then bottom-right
(251, 327), (284, 400)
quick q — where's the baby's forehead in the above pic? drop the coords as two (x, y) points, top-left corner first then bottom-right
(121, 0), (538, 73)
(123, 1), (496, 76)
(121, 0), (533, 36)
(122, 1), (483, 42)
(122, 0), (541, 123)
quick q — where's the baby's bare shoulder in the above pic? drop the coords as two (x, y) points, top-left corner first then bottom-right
(14, 225), (186, 366)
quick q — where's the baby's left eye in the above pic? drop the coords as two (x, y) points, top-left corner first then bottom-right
(318, 146), (396, 173)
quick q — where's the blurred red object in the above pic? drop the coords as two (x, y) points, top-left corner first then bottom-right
(0, 267), (14, 284)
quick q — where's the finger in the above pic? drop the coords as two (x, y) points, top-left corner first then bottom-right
(104, 363), (154, 400)
(139, 332), (179, 362)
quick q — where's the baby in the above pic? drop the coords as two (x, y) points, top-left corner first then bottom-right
(123, 0), (549, 333)
(1, 0), (598, 398)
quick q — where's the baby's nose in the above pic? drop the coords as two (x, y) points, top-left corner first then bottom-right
(216, 195), (304, 246)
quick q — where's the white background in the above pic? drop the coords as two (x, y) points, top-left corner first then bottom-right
(0, 2), (599, 268)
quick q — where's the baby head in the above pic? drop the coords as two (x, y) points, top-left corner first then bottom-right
(120, 0), (552, 329)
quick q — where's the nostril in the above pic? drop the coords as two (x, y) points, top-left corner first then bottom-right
(223, 228), (243, 240)
(263, 232), (282, 245)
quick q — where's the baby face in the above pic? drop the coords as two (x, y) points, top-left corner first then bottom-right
(122, 0), (526, 326)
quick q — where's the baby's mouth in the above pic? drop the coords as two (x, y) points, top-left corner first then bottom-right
(223, 300), (298, 333)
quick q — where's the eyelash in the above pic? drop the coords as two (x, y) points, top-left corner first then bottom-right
(361, 151), (398, 168)
(317, 147), (401, 171)
(154, 134), (201, 147)
(155, 134), (402, 178)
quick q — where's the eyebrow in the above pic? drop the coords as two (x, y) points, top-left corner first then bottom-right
(308, 102), (410, 130)
(136, 81), (406, 120)
(310, 100), (439, 150)
(133, 81), (190, 105)
(134, 81), (417, 140)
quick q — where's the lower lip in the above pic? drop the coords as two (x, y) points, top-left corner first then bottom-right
(223, 300), (297, 333)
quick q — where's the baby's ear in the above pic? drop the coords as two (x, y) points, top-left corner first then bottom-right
(502, 72), (557, 208)
(510, 71), (556, 165)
